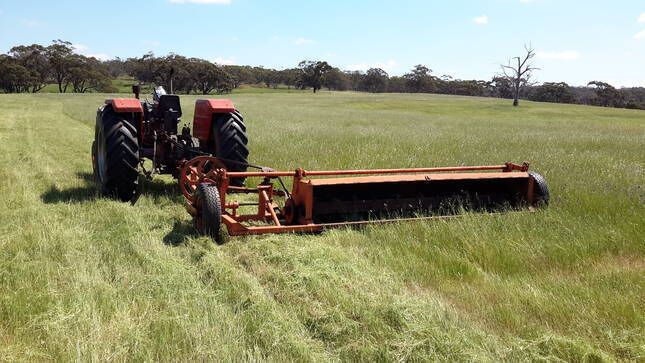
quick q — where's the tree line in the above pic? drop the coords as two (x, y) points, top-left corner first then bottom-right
(1, 40), (643, 110)
(0, 40), (114, 93)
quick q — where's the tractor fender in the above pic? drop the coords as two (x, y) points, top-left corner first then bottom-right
(101, 99), (144, 143)
(193, 99), (236, 143)
(105, 98), (144, 113)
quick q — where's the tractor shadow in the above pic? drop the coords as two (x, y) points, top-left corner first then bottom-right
(41, 172), (97, 204)
(41, 172), (184, 204)
(163, 219), (196, 246)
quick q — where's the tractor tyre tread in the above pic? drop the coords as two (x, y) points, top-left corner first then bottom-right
(96, 108), (139, 202)
(212, 112), (249, 186)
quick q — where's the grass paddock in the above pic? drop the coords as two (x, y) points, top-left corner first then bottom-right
(0, 92), (643, 360)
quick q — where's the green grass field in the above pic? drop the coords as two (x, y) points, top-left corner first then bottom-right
(0, 92), (643, 361)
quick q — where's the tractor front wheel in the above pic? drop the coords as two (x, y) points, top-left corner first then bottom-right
(93, 109), (139, 202)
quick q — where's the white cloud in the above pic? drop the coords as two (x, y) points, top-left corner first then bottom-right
(72, 43), (89, 52)
(536, 50), (580, 60)
(88, 53), (111, 61)
(170, 0), (231, 4)
(212, 56), (236, 65)
(634, 29), (645, 40)
(73, 43), (111, 60)
(520, 0), (535, 3)
(294, 37), (314, 45)
(345, 60), (398, 72)
(473, 15), (488, 25)
(638, 13), (645, 23)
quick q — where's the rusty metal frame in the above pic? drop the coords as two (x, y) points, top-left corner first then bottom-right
(182, 159), (536, 237)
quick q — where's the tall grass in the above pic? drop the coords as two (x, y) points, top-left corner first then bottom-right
(0, 92), (643, 360)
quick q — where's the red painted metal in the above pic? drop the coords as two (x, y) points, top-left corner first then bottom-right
(305, 172), (528, 185)
(107, 98), (143, 113)
(193, 99), (236, 142)
(178, 156), (226, 201)
(224, 162), (528, 178)
(183, 157), (540, 238)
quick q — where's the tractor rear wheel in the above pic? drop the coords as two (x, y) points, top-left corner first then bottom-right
(93, 109), (139, 202)
(211, 111), (249, 187)
(529, 171), (550, 206)
(193, 183), (223, 244)
(91, 140), (97, 176)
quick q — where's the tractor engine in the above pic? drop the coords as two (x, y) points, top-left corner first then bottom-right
(139, 86), (200, 175)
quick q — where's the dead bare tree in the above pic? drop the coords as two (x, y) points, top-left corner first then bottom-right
(501, 45), (539, 106)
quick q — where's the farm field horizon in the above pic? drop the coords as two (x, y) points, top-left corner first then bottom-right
(0, 91), (643, 360)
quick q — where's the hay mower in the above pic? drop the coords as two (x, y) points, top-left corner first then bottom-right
(92, 86), (549, 244)
(181, 159), (549, 243)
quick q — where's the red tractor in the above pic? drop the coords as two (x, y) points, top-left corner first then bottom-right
(92, 85), (249, 202)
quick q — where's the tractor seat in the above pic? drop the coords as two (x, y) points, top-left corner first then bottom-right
(159, 94), (182, 117)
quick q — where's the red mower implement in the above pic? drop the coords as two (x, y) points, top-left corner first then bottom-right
(180, 157), (549, 243)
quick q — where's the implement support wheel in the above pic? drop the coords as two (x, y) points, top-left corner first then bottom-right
(193, 183), (223, 244)
(529, 171), (550, 206)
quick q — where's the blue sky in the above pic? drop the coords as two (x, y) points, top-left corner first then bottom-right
(0, 0), (643, 87)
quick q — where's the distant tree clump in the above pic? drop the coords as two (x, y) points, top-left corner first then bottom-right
(532, 82), (575, 104)
(67, 54), (112, 93)
(0, 40), (113, 94)
(361, 68), (389, 93)
(587, 81), (624, 108)
(621, 88), (645, 109)
(0, 55), (33, 93)
(404, 65), (435, 93)
(8, 44), (50, 92)
(46, 40), (76, 93)
(322, 68), (350, 91)
(124, 53), (233, 94)
(490, 76), (514, 99)
(297, 60), (332, 93)
(280, 68), (300, 89)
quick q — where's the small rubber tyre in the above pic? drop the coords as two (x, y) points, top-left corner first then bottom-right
(211, 111), (249, 187)
(193, 183), (223, 244)
(529, 171), (550, 207)
(94, 108), (139, 202)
